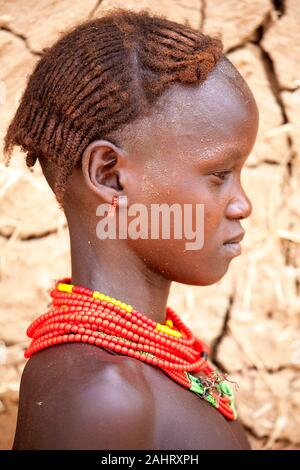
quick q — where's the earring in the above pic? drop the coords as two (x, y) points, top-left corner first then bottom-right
(108, 195), (118, 217)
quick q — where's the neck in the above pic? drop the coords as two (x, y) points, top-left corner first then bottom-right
(68, 225), (171, 325)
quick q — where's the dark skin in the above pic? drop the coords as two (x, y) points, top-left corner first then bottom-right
(13, 56), (258, 449)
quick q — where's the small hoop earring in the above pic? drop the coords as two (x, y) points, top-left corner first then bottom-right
(107, 195), (118, 217)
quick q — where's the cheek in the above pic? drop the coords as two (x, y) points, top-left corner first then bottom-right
(129, 237), (231, 286)
(132, 167), (226, 247)
(186, 184), (227, 243)
(124, 203), (232, 286)
(203, 197), (225, 238)
(138, 160), (194, 199)
(139, 173), (160, 201)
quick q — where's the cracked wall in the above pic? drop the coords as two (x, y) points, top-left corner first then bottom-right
(0, 0), (300, 450)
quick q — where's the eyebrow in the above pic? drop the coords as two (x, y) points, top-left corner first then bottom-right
(198, 147), (245, 164)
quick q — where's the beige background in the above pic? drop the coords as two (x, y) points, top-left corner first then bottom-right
(0, 0), (300, 450)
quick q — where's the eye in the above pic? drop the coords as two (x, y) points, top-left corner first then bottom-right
(211, 170), (232, 181)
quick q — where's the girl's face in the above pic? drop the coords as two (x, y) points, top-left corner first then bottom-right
(123, 57), (259, 286)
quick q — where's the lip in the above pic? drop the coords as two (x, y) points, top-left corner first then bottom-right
(222, 231), (245, 257)
(223, 231), (245, 244)
(222, 242), (242, 257)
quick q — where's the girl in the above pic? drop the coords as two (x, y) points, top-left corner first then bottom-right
(3, 8), (258, 449)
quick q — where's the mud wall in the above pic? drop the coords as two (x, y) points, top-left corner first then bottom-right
(0, 0), (300, 450)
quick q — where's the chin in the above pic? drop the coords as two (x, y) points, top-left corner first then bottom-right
(170, 268), (229, 286)
(197, 265), (231, 286)
(160, 257), (231, 285)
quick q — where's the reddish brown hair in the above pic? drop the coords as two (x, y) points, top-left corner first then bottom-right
(3, 8), (223, 204)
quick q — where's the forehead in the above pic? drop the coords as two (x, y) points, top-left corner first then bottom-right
(159, 59), (257, 158)
(120, 57), (259, 164)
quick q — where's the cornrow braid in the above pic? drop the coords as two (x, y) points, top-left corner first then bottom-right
(3, 8), (223, 204)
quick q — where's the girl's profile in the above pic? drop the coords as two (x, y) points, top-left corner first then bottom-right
(3, 8), (259, 450)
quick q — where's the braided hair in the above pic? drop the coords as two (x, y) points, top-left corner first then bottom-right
(3, 8), (223, 204)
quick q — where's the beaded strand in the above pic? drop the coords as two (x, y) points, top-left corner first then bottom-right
(25, 278), (238, 421)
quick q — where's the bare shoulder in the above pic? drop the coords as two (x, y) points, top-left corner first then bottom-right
(14, 343), (155, 449)
(14, 343), (251, 450)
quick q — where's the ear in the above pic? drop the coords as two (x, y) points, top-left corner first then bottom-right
(81, 139), (126, 203)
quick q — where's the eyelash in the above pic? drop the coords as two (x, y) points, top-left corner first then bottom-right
(211, 171), (232, 181)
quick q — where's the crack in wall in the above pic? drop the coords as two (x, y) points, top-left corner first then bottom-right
(0, 225), (67, 242)
(254, 12), (294, 175)
(244, 423), (300, 449)
(252, 9), (296, 269)
(88, 0), (103, 20)
(272, 0), (286, 17)
(199, 0), (206, 31)
(0, 26), (41, 57)
(243, 423), (269, 443)
(0, 0), (103, 55)
(296, 278), (300, 297)
(245, 364), (290, 373)
(210, 294), (234, 372)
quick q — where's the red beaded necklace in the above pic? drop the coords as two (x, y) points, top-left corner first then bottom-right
(25, 278), (238, 421)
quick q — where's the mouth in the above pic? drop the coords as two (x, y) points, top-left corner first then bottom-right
(222, 241), (242, 257)
(223, 231), (245, 244)
(222, 231), (245, 257)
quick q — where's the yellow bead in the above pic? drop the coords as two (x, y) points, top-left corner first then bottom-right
(155, 323), (182, 338)
(58, 283), (73, 293)
(105, 296), (110, 301)
(171, 330), (182, 338)
(92, 291), (100, 298)
(121, 303), (127, 309)
(168, 328), (182, 338)
(115, 300), (122, 307)
(110, 298), (116, 304)
(165, 319), (173, 328)
(125, 305), (133, 313)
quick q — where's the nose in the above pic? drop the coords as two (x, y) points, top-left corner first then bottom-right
(226, 185), (252, 220)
